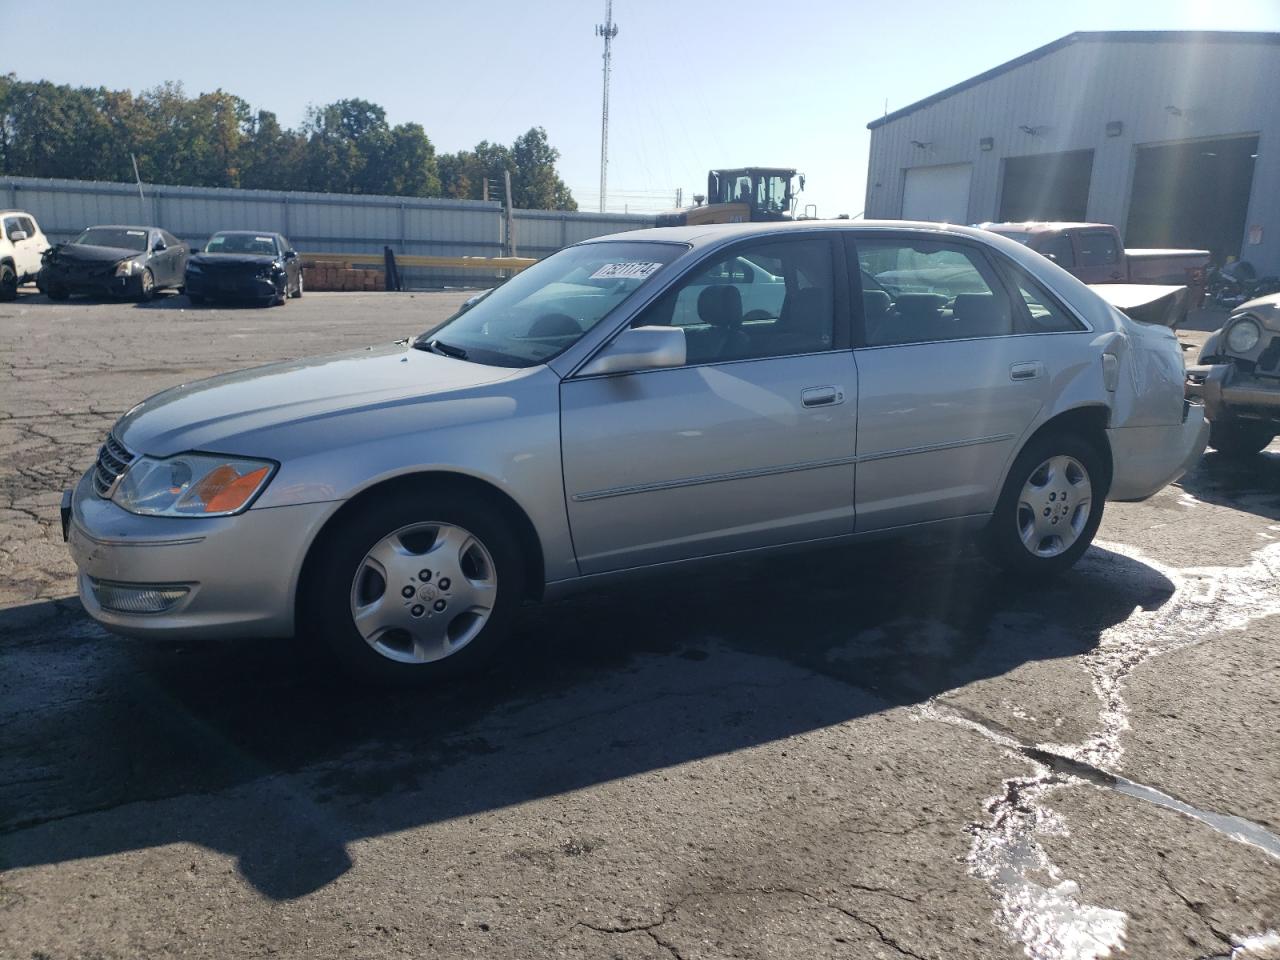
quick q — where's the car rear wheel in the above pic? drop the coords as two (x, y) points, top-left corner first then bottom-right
(46, 284), (70, 301)
(138, 268), (155, 302)
(304, 487), (525, 685)
(1208, 419), (1275, 457)
(0, 264), (16, 301)
(983, 432), (1107, 579)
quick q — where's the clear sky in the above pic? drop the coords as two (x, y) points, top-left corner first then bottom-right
(5, 0), (1279, 217)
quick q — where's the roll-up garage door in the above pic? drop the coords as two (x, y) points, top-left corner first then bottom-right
(901, 163), (973, 223)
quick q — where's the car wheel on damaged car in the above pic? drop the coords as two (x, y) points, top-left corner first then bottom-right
(64, 221), (1209, 685)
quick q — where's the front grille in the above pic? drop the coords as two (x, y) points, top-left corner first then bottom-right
(92, 433), (135, 497)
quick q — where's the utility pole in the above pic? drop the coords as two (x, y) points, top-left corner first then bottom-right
(595, 0), (618, 213)
(504, 169), (515, 257)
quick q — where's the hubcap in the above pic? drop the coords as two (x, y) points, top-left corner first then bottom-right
(349, 522), (497, 664)
(1016, 455), (1092, 558)
(142, 271), (153, 294)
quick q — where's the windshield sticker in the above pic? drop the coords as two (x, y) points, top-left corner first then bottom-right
(126, 230), (146, 236)
(589, 261), (664, 281)
(254, 236), (273, 243)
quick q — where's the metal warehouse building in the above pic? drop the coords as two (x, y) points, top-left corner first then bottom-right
(864, 31), (1280, 274)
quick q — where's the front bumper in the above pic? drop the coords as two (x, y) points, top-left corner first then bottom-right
(65, 469), (336, 640)
(185, 272), (281, 300)
(1185, 362), (1280, 424)
(39, 268), (144, 298)
(1106, 401), (1209, 501)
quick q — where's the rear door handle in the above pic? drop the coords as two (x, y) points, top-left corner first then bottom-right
(801, 385), (845, 407)
(1010, 362), (1044, 381)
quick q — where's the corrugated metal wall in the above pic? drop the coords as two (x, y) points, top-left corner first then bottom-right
(1, 176), (656, 286)
(864, 35), (1280, 274)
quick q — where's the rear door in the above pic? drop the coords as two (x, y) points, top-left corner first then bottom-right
(851, 232), (1057, 531)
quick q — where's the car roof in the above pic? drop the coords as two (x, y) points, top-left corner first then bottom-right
(583, 219), (1019, 249)
(80, 224), (160, 232)
(981, 221), (1115, 234)
(210, 230), (280, 237)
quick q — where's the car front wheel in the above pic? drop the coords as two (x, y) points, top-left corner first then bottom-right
(1208, 419), (1274, 457)
(138, 268), (155, 302)
(984, 432), (1107, 579)
(0, 264), (16, 301)
(305, 487), (525, 685)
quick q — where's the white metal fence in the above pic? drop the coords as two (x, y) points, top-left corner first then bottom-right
(1, 176), (657, 287)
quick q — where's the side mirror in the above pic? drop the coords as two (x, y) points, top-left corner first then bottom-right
(578, 326), (686, 377)
(153, 240), (166, 252)
(284, 250), (298, 260)
(9, 230), (28, 242)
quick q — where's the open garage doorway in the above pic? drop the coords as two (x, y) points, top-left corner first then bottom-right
(1125, 134), (1258, 266)
(998, 150), (1094, 222)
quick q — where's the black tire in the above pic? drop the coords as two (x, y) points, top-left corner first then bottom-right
(46, 284), (70, 301)
(137, 268), (155, 302)
(983, 431), (1109, 580)
(186, 292), (205, 305)
(0, 264), (16, 301)
(303, 486), (526, 686)
(1208, 419), (1275, 457)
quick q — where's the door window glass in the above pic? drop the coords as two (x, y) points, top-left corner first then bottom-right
(634, 238), (835, 365)
(1003, 267), (1085, 333)
(3, 217), (21, 240)
(857, 239), (1013, 345)
(1078, 231), (1119, 266)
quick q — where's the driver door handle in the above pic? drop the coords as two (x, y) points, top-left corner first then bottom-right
(1010, 362), (1045, 381)
(801, 385), (845, 407)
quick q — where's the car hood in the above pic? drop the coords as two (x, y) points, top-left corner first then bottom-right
(115, 343), (523, 458)
(48, 243), (142, 264)
(189, 253), (277, 268)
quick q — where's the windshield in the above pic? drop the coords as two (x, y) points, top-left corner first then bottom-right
(205, 233), (278, 255)
(74, 227), (148, 252)
(418, 241), (685, 367)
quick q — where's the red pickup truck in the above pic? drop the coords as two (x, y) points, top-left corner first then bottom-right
(981, 222), (1210, 307)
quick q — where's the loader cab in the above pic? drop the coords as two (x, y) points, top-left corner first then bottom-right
(706, 168), (800, 220)
(656, 167), (804, 227)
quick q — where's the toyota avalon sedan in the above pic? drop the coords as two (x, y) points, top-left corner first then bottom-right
(184, 230), (302, 306)
(39, 225), (188, 301)
(64, 221), (1208, 683)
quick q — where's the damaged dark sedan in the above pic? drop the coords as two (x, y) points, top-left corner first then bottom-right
(184, 231), (302, 306)
(38, 226), (188, 301)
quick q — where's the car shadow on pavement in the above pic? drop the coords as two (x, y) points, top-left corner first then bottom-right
(1178, 449), (1280, 520)
(0, 538), (1175, 901)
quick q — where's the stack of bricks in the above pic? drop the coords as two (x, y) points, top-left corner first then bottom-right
(302, 260), (387, 292)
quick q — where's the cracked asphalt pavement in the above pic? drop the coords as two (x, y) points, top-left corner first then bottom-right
(2, 291), (1279, 960)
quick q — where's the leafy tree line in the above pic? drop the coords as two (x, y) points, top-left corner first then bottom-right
(0, 75), (577, 210)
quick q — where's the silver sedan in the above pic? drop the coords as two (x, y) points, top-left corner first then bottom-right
(65, 221), (1208, 682)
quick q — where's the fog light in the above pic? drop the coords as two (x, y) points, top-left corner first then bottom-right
(91, 579), (189, 614)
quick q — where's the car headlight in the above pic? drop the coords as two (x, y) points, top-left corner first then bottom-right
(114, 260), (137, 277)
(257, 265), (278, 279)
(112, 453), (276, 517)
(1226, 318), (1261, 354)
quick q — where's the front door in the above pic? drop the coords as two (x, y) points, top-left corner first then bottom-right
(561, 235), (858, 575)
(852, 234), (1080, 531)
